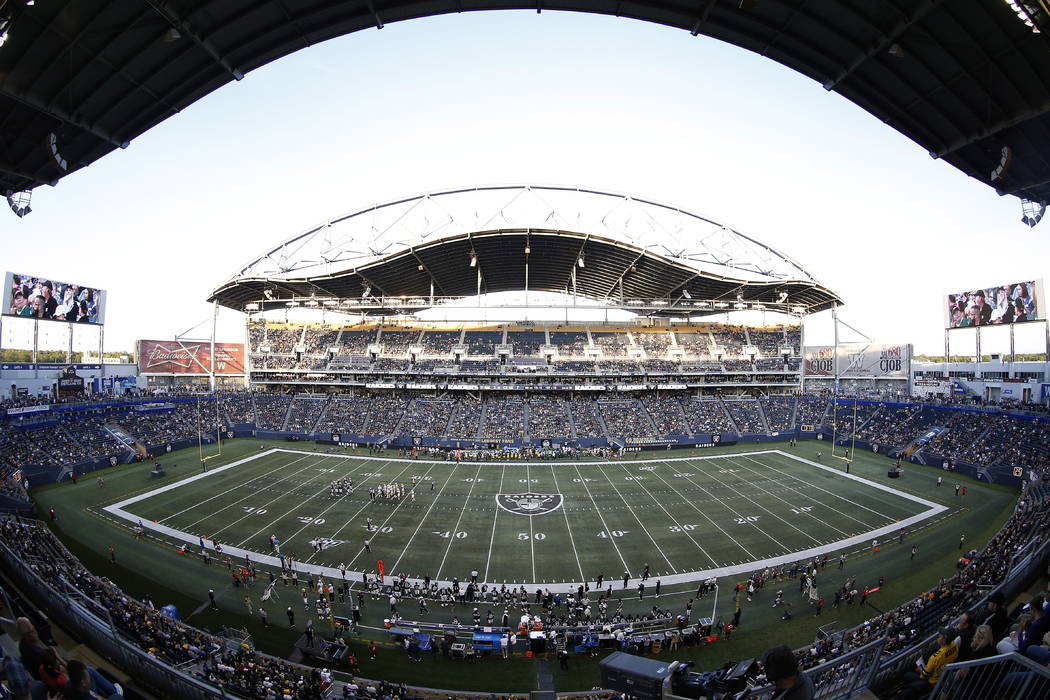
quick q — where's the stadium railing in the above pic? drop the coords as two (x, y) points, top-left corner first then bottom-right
(928, 651), (1050, 699)
(739, 636), (886, 700)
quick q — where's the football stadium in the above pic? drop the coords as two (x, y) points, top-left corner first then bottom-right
(1, 3), (1050, 700)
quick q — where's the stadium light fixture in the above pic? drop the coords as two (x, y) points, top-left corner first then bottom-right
(244, 303), (260, 311)
(362, 286), (371, 298)
(469, 253), (477, 267)
(714, 301), (729, 309)
(0, 31), (8, 49)
(417, 264), (425, 271)
(681, 290), (691, 299)
(323, 300), (338, 306)
(285, 301), (299, 307)
(792, 306), (805, 314)
(524, 246), (530, 254)
(577, 255), (585, 268)
(305, 300), (319, 307)
(263, 289), (273, 300)
(776, 291), (789, 303)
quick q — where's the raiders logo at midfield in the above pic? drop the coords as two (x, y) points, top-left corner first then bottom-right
(496, 493), (564, 516)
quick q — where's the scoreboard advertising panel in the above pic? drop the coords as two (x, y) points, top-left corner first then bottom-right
(945, 279), (1044, 329)
(3, 271), (106, 324)
(804, 344), (911, 377)
(137, 340), (246, 374)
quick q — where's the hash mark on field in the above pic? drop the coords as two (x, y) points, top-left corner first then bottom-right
(482, 465), (507, 582)
(726, 456), (874, 532)
(613, 463), (718, 568)
(435, 464), (484, 579)
(548, 463), (585, 583)
(389, 464), (461, 574)
(236, 458), (388, 548)
(168, 453), (319, 527)
(194, 455), (342, 538)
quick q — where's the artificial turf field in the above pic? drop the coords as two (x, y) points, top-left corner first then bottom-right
(31, 440), (1018, 693)
(107, 447), (941, 588)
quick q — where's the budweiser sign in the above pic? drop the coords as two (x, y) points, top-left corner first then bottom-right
(137, 340), (245, 374)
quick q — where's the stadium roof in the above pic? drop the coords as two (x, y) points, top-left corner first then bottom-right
(208, 184), (842, 316)
(1, 1), (1049, 217)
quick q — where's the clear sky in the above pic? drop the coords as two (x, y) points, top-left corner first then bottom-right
(2, 11), (1046, 357)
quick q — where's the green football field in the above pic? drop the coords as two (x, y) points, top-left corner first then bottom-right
(105, 447), (942, 588)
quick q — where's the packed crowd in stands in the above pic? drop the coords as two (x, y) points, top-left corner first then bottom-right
(3, 393), (1049, 473)
(479, 398), (525, 440)
(508, 331), (545, 356)
(761, 398), (795, 433)
(711, 326), (748, 355)
(397, 400), (455, 437)
(680, 399), (734, 435)
(527, 397), (573, 440)
(285, 398), (327, 433)
(463, 331), (501, 356)
(590, 332), (628, 357)
(419, 330), (460, 355)
(446, 399), (483, 439)
(599, 400), (657, 438)
(363, 397), (408, 436)
(378, 330), (417, 356)
(568, 400), (604, 438)
(254, 396), (292, 431)
(315, 397), (371, 435)
(724, 399), (765, 433)
(339, 329), (375, 355)
(634, 330), (671, 355)
(549, 331), (588, 355)
(641, 396), (689, 436)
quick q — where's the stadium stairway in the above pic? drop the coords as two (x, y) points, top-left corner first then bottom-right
(310, 400), (332, 434)
(721, 398), (743, 436)
(475, 401), (488, 440)
(104, 423), (147, 459)
(755, 399), (771, 434)
(565, 398), (579, 439)
(522, 401), (531, 439)
(278, 400), (296, 432)
(594, 405), (612, 443)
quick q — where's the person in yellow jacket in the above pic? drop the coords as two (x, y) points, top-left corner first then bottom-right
(894, 628), (959, 699)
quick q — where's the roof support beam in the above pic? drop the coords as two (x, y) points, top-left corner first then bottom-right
(365, 0), (384, 30)
(602, 249), (647, 298)
(0, 84), (129, 149)
(997, 172), (1050, 198)
(143, 1), (244, 80)
(690, 0), (718, 37)
(408, 248), (448, 296)
(933, 97), (1050, 159)
(822, 0), (943, 91)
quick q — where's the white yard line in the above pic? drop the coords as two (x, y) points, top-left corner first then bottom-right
(668, 462), (796, 555)
(647, 463), (752, 559)
(185, 454), (339, 532)
(435, 464), (484, 580)
(482, 464), (507, 582)
(614, 463), (719, 568)
(571, 464), (630, 574)
(103, 448), (948, 593)
(161, 452), (316, 524)
(548, 463), (585, 583)
(231, 456), (373, 546)
(725, 455), (877, 533)
(742, 454), (917, 520)
(288, 461), (415, 560)
(388, 463), (461, 574)
(526, 462), (536, 583)
(330, 461), (435, 570)
(594, 464), (677, 573)
(691, 460), (825, 546)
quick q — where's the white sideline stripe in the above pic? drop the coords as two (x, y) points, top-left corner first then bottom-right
(103, 448), (948, 594)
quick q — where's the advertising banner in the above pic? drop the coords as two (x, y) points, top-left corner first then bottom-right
(137, 340), (245, 374)
(945, 279), (1044, 328)
(4, 271), (106, 324)
(804, 344), (911, 377)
